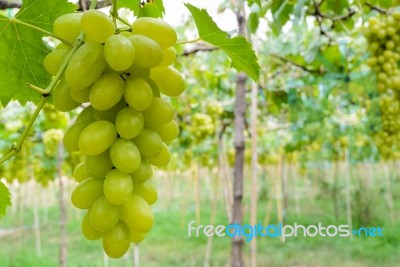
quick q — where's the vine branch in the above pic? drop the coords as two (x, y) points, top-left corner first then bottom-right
(270, 53), (323, 74)
(365, 2), (388, 14)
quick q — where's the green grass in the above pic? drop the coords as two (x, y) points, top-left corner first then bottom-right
(1, 171), (400, 267)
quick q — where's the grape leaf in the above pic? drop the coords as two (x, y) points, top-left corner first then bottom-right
(185, 4), (260, 81)
(271, 0), (294, 35)
(0, 0), (76, 106)
(0, 180), (11, 219)
(117, 0), (140, 15)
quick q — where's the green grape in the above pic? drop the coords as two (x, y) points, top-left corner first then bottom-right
(124, 77), (153, 111)
(128, 64), (150, 78)
(63, 120), (93, 152)
(119, 31), (132, 38)
(147, 142), (171, 167)
(151, 120), (179, 142)
(70, 86), (91, 103)
(82, 211), (102, 240)
(104, 169), (133, 205)
(104, 35), (135, 71)
(130, 229), (147, 243)
(159, 47), (176, 66)
(110, 139), (141, 173)
(65, 42), (106, 90)
(52, 79), (80, 112)
(132, 180), (158, 205)
(128, 35), (163, 68)
(102, 221), (131, 258)
(120, 194), (154, 233)
(115, 107), (144, 139)
(93, 98), (127, 122)
(85, 150), (113, 178)
(90, 196), (119, 232)
(130, 158), (153, 183)
(142, 98), (174, 127)
(133, 128), (162, 158)
(90, 73), (125, 110)
(150, 67), (185, 97)
(53, 13), (82, 44)
(73, 162), (89, 183)
(131, 17), (177, 48)
(81, 10), (115, 43)
(76, 106), (94, 122)
(43, 48), (69, 76)
(71, 177), (103, 209)
(79, 121), (117, 155)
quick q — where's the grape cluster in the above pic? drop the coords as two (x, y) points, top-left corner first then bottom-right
(44, 10), (184, 258)
(363, 12), (400, 158)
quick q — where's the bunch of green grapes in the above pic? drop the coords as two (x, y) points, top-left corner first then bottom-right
(44, 10), (184, 258)
(363, 11), (400, 159)
(189, 113), (215, 140)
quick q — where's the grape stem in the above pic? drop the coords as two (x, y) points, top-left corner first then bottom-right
(116, 16), (131, 28)
(174, 37), (202, 46)
(0, 0), (99, 166)
(111, 0), (118, 28)
(10, 18), (73, 46)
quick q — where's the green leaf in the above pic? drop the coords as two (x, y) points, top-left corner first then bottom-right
(0, 180), (11, 219)
(138, 0), (165, 18)
(0, 0), (76, 106)
(117, 0), (140, 15)
(271, 0), (294, 35)
(185, 4), (260, 81)
(247, 0), (261, 8)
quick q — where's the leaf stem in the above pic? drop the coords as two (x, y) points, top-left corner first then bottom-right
(10, 18), (73, 46)
(174, 37), (202, 46)
(116, 16), (131, 28)
(0, 0), (99, 166)
(111, 0), (118, 28)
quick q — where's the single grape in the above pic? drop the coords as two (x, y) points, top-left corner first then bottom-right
(43, 48), (69, 76)
(133, 128), (162, 158)
(132, 180), (158, 205)
(115, 107), (144, 139)
(82, 211), (102, 240)
(151, 120), (179, 142)
(79, 121), (117, 155)
(130, 158), (153, 183)
(159, 47), (176, 66)
(90, 73), (125, 110)
(102, 221), (131, 258)
(142, 98), (174, 127)
(63, 120), (93, 152)
(104, 169), (133, 205)
(130, 229), (147, 243)
(71, 177), (103, 209)
(150, 67), (185, 97)
(104, 35), (135, 71)
(128, 35), (163, 68)
(147, 142), (171, 167)
(53, 13), (82, 44)
(128, 64), (150, 78)
(124, 77), (153, 111)
(73, 162), (89, 183)
(52, 79), (80, 112)
(70, 86), (91, 103)
(131, 17), (177, 48)
(81, 10), (115, 43)
(65, 42), (106, 90)
(85, 150), (113, 178)
(110, 139), (141, 173)
(76, 106), (94, 122)
(120, 194), (154, 233)
(90, 196), (119, 232)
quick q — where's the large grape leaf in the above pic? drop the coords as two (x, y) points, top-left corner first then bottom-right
(0, 180), (11, 219)
(0, 0), (76, 106)
(185, 4), (260, 81)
